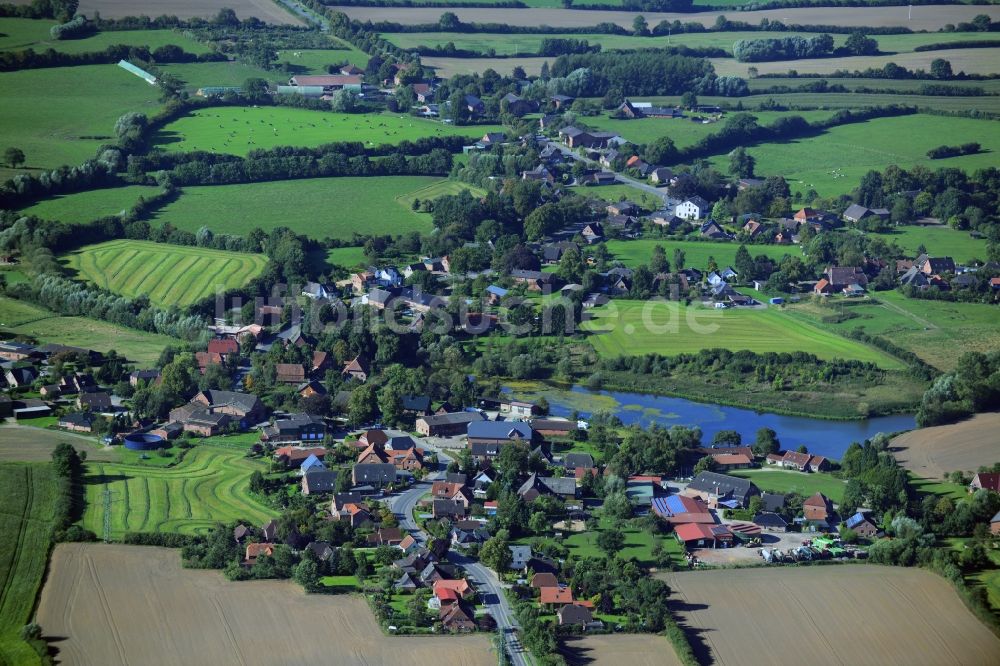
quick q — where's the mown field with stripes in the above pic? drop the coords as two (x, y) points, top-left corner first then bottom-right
(0, 463), (57, 666)
(62, 240), (268, 308)
(81, 446), (277, 540)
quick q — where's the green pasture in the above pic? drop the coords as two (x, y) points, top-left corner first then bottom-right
(0, 463), (56, 666)
(0, 18), (210, 54)
(604, 239), (800, 272)
(153, 106), (501, 155)
(730, 468), (847, 503)
(702, 114), (1000, 197)
(711, 48), (1000, 78)
(0, 295), (175, 365)
(158, 60), (276, 89)
(17, 185), (161, 225)
(573, 184), (663, 210)
(152, 176), (444, 239)
(562, 515), (684, 567)
(747, 77), (1000, 94)
(583, 109), (835, 149)
(870, 225), (988, 264)
(276, 41), (368, 73)
(668, 92), (1000, 116)
(0, 64), (161, 180)
(62, 239), (268, 308)
(80, 445), (277, 539)
(383, 30), (995, 57)
(908, 473), (968, 502)
(582, 299), (905, 368)
(325, 246), (368, 269)
(785, 290), (1000, 372)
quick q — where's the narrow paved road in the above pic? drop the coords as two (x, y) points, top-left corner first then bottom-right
(384, 442), (526, 665)
(546, 141), (680, 212)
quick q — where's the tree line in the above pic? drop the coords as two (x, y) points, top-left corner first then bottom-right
(0, 42), (222, 72)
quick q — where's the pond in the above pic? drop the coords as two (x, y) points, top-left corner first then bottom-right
(504, 384), (916, 460)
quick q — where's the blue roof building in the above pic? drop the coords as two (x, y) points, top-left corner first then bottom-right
(300, 454), (326, 475)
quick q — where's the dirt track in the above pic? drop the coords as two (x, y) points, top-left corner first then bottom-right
(77, 0), (304, 24)
(339, 5), (1000, 30)
(891, 412), (1000, 479)
(38, 543), (494, 666)
(662, 565), (1000, 666)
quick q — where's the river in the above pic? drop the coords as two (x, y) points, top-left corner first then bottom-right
(505, 384), (915, 460)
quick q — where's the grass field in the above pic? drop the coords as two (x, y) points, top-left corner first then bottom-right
(785, 290), (1000, 371)
(17, 185), (161, 225)
(153, 106), (500, 155)
(158, 60), (276, 89)
(38, 543), (493, 665)
(573, 184), (664, 211)
(80, 445), (277, 539)
(871, 225), (989, 264)
(582, 110), (836, 149)
(0, 18), (210, 54)
(0, 64), (161, 180)
(384, 30), (996, 57)
(561, 516), (684, 567)
(422, 55), (551, 78)
(62, 239), (268, 308)
(276, 39), (369, 72)
(341, 5), (1000, 30)
(703, 114), (1000, 197)
(0, 425), (118, 463)
(712, 48), (1000, 78)
(324, 246), (368, 269)
(604, 239), (800, 272)
(77, 0), (303, 24)
(730, 468), (847, 503)
(0, 295), (176, 365)
(892, 412), (1000, 480)
(562, 635), (682, 666)
(582, 299), (904, 368)
(0, 463), (56, 666)
(669, 92), (1000, 116)
(663, 565), (1000, 666)
(748, 77), (1000, 94)
(152, 176), (444, 239)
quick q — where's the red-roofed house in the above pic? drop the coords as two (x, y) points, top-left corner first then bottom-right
(712, 453), (753, 470)
(244, 543), (275, 566)
(674, 523), (734, 549)
(433, 578), (472, 599)
(539, 586), (574, 606)
(813, 278), (832, 295)
(208, 338), (239, 355)
(970, 472), (1000, 493)
(804, 493), (834, 521)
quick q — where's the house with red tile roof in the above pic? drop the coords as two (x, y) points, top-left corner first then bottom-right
(539, 586), (574, 606)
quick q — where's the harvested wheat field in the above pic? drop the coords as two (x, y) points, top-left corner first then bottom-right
(38, 544), (494, 666)
(562, 634), (682, 665)
(662, 566), (1000, 666)
(338, 5), (1000, 30)
(892, 412), (1000, 479)
(77, 0), (303, 24)
(712, 48), (1000, 77)
(0, 426), (117, 462)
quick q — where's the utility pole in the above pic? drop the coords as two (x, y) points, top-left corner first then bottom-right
(103, 486), (112, 543)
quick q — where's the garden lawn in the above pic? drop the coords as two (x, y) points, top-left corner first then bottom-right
(582, 300), (904, 368)
(605, 238), (800, 272)
(0, 463), (57, 666)
(907, 473), (968, 502)
(730, 468), (846, 503)
(17, 185), (161, 225)
(573, 184), (663, 211)
(581, 110), (836, 149)
(321, 575), (360, 590)
(562, 516), (683, 567)
(152, 176), (444, 239)
(784, 291), (1000, 372)
(153, 107), (502, 156)
(870, 225), (989, 264)
(62, 239), (268, 308)
(0, 296), (175, 365)
(703, 114), (1000, 197)
(0, 18), (210, 54)
(80, 445), (277, 539)
(0, 64), (162, 180)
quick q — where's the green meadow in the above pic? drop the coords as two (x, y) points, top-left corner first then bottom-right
(583, 110), (836, 149)
(604, 239), (800, 272)
(731, 468), (847, 503)
(62, 239), (268, 308)
(582, 299), (904, 368)
(152, 176), (445, 239)
(703, 114), (1000, 197)
(276, 40), (369, 73)
(0, 64), (161, 180)
(0, 17), (210, 54)
(0, 463), (56, 666)
(81, 445), (277, 539)
(17, 185), (161, 225)
(870, 225), (989, 264)
(786, 290), (1000, 372)
(153, 106), (500, 155)
(0, 295), (176, 365)
(158, 60), (276, 89)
